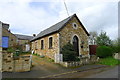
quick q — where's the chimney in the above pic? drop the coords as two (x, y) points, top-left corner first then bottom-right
(33, 34), (36, 37)
(8, 29), (11, 32)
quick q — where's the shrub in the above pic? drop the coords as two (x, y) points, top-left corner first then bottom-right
(7, 47), (15, 53)
(61, 42), (77, 61)
(22, 51), (31, 54)
(96, 46), (113, 58)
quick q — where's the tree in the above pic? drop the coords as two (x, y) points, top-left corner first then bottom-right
(96, 31), (112, 46)
(89, 31), (98, 45)
(61, 42), (77, 61)
(111, 38), (120, 53)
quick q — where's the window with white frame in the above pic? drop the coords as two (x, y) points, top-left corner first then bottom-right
(72, 22), (78, 29)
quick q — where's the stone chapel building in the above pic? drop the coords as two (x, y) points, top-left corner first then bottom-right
(31, 14), (90, 60)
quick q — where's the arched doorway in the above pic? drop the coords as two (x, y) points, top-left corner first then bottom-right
(72, 35), (79, 56)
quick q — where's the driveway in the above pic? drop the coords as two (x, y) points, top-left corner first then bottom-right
(2, 55), (110, 78)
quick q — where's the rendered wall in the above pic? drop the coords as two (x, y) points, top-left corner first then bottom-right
(0, 21), (2, 72)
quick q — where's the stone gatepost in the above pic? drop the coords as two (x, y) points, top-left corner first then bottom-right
(0, 21), (2, 79)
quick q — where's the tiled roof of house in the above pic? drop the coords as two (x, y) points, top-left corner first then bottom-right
(15, 34), (33, 40)
(31, 14), (89, 41)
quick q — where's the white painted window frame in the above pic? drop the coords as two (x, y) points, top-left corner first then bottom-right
(72, 22), (78, 29)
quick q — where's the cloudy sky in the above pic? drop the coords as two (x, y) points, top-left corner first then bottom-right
(0, 0), (118, 40)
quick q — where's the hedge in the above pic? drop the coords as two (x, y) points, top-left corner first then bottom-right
(96, 46), (113, 58)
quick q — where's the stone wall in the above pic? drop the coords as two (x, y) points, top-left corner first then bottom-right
(17, 39), (29, 45)
(59, 17), (89, 56)
(60, 55), (99, 67)
(2, 52), (31, 72)
(113, 53), (120, 60)
(0, 22), (2, 51)
(31, 33), (59, 60)
(2, 27), (17, 47)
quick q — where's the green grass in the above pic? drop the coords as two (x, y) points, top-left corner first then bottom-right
(98, 57), (120, 66)
(33, 53), (54, 63)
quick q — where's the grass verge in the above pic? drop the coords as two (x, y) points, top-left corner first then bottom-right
(97, 57), (120, 66)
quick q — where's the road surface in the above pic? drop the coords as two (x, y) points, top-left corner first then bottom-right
(50, 66), (119, 78)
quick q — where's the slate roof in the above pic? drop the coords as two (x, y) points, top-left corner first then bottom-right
(15, 34), (33, 40)
(31, 14), (89, 41)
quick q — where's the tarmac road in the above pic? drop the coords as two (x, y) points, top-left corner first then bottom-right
(50, 65), (119, 78)
(86, 65), (119, 78)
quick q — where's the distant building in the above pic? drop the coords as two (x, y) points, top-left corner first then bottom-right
(15, 34), (33, 51)
(31, 14), (90, 60)
(0, 21), (33, 51)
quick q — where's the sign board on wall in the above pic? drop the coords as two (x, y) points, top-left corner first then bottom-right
(2, 36), (9, 48)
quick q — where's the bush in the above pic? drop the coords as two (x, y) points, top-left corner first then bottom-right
(96, 46), (113, 58)
(22, 51), (31, 54)
(7, 47), (15, 53)
(61, 42), (77, 61)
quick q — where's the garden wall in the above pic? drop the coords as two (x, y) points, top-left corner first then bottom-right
(60, 55), (99, 67)
(2, 52), (31, 72)
(113, 53), (120, 60)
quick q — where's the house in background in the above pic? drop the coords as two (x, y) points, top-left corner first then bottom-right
(15, 34), (33, 51)
(0, 21), (33, 52)
(1, 22), (17, 50)
(31, 14), (90, 61)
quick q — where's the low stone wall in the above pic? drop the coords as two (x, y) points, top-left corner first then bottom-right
(113, 53), (120, 60)
(60, 55), (99, 67)
(2, 52), (31, 72)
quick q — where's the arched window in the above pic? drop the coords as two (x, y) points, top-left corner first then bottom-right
(49, 37), (53, 49)
(72, 36), (79, 56)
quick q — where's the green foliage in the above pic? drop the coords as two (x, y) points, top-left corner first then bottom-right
(111, 46), (120, 53)
(61, 42), (78, 61)
(7, 47), (15, 53)
(96, 31), (112, 46)
(22, 51), (31, 54)
(111, 38), (120, 53)
(98, 57), (120, 66)
(96, 46), (113, 58)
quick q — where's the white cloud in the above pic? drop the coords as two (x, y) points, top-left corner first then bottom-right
(0, 0), (118, 40)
